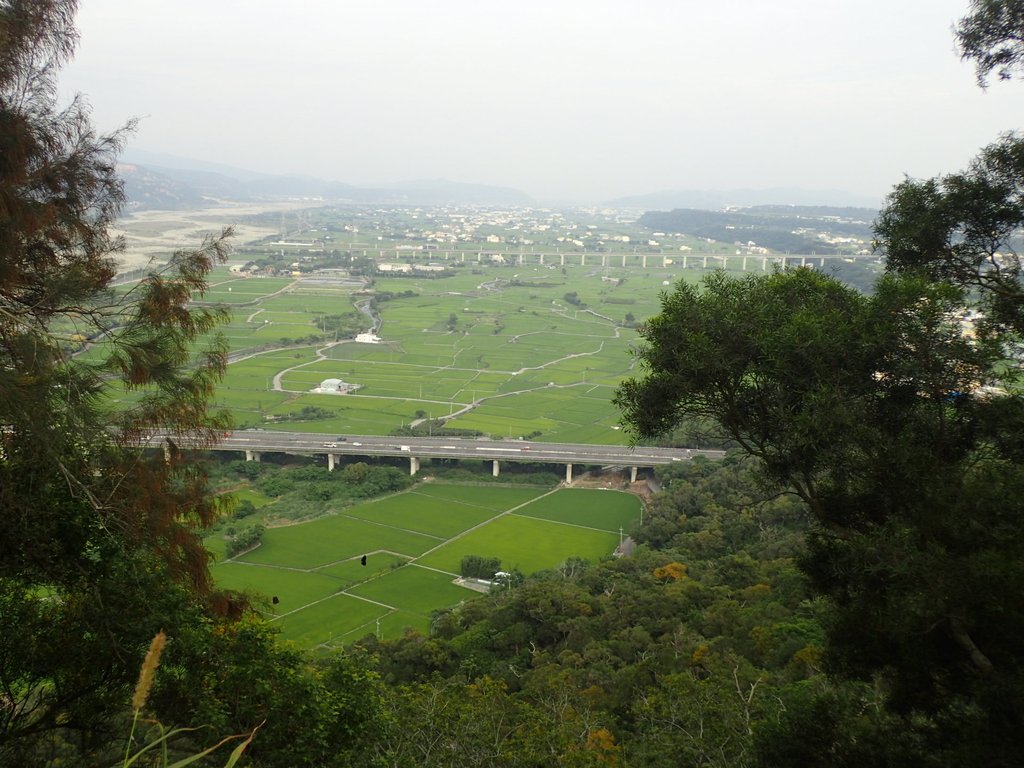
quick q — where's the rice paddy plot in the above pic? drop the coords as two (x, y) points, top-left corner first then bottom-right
(220, 330), (265, 353)
(322, 608), (434, 647)
(450, 411), (561, 440)
(395, 348), (466, 369)
(261, 394), (422, 434)
(316, 553), (409, 586)
(247, 324), (319, 342)
(410, 484), (546, 511)
(215, 277), (296, 296)
(455, 369), (509, 390)
(259, 295), (355, 314)
(449, 387), (624, 443)
(549, 393), (622, 423)
(213, 563), (341, 609)
(549, 422), (628, 445)
(322, 344), (399, 362)
(342, 493), (502, 538)
(249, 311), (317, 323)
(247, 316), (317, 332)
(414, 514), (621, 576)
(200, 290), (272, 305)
(227, 349), (321, 377)
(347, 564), (473, 613)
(278, 593), (389, 646)
(212, 389), (290, 414)
(237, 514), (439, 570)
(515, 488), (640, 531)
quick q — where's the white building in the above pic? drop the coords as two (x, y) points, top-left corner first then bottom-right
(312, 378), (358, 394)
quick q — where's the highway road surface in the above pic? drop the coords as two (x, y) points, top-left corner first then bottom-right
(150, 430), (725, 467)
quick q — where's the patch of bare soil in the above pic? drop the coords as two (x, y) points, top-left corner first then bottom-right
(571, 471), (655, 504)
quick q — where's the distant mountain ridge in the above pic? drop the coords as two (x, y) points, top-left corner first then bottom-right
(118, 149), (880, 210)
(116, 163), (208, 210)
(610, 187), (882, 210)
(118, 150), (533, 210)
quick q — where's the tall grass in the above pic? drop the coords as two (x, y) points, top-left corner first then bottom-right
(120, 632), (260, 767)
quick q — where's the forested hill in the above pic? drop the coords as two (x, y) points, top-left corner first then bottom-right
(354, 456), (818, 766)
(638, 206), (877, 254)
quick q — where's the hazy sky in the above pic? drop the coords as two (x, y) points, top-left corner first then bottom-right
(59, 0), (1024, 204)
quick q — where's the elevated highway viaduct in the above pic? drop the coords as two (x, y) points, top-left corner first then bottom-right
(150, 431), (724, 483)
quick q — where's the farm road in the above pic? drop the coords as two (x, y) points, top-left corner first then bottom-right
(271, 339), (351, 392)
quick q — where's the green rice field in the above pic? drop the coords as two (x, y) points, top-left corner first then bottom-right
(106, 257), (755, 443)
(211, 483), (642, 648)
(182, 263), (701, 443)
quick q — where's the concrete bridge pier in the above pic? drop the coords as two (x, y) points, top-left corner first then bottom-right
(820, 257), (825, 267)
(581, 254), (586, 266)
(622, 254), (626, 267)
(642, 254), (647, 268)
(560, 254), (565, 266)
(327, 453), (336, 471)
(565, 463), (573, 483)
(762, 257), (767, 271)
(703, 255), (708, 269)
(409, 456), (420, 476)
(245, 450), (261, 463)
(682, 255), (687, 269)
(801, 256), (807, 267)
(742, 256), (747, 271)
(630, 466), (638, 483)
(492, 460), (500, 477)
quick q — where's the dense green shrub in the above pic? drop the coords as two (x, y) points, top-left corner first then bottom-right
(460, 555), (502, 579)
(226, 525), (265, 558)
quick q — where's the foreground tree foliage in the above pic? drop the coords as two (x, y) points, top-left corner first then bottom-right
(0, 2), (309, 764)
(957, 0), (1024, 85)
(615, 257), (1024, 761)
(876, 132), (1024, 335)
(0, 5), (422, 766)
